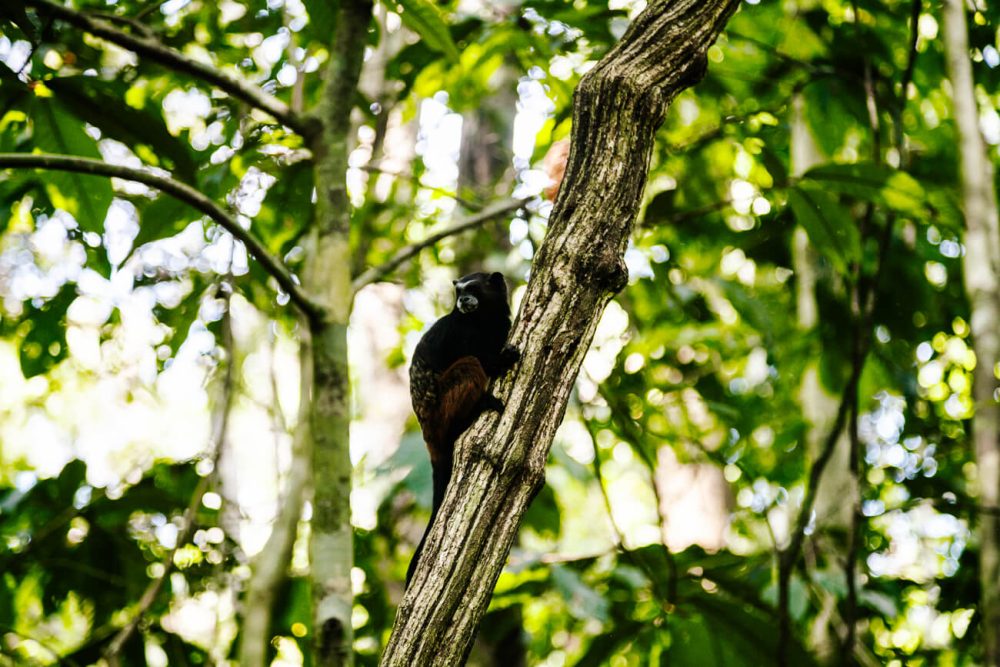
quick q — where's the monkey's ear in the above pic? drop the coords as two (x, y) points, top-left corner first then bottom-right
(452, 279), (459, 286)
(490, 272), (505, 287)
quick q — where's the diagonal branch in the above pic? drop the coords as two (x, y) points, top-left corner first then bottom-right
(383, 0), (740, 662)
(351, 197), (526, 293)
(23, 0), (316, 138)
(0, 153), (325, 321)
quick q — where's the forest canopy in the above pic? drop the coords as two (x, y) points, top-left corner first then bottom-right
(1, 0), (999, 665)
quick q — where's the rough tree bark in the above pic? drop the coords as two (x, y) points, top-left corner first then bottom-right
(942, 2), (1000, 664)
(381, 1), (740, 663)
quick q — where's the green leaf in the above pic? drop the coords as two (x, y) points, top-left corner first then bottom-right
(550, 565), (610, 622)
(668, 614), (719, 665)
(787, 185), (860, 275)
(882, 171), (926, 217)
(802, 162), (891, 199)
(396, 0), (460, 62)
(801, 162), (930, 220)
(859, 589), (898, 618)
(18, 283), (76, 378)
(131, 195), (195, 258)
(152, 287), (204, 359)
(31, 98), (113, 231)
(521, 483), (561, 538)
(45, 77), (199, 182)
(256, 161), (314, 255)
(689, 593), (816, 666)
(575, 620), (644, 667)
(302, 0), (335, 40)
(802, 79), (862, 157)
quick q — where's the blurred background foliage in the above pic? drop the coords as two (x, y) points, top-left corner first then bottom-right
(0, 0), (998, 664)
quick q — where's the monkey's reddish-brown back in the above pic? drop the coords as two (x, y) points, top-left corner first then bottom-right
(410, 355), (488, 463)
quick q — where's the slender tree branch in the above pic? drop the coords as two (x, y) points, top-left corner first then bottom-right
(88, 11), (155, 38)
(301, 0), (373, 661)
(105, 293), (237, 664)
(777, 360), (859, 665)
(134, 0), (168, 21)
(0, 153), (325, 321)
(587, 420), (674, 606)
(598, 385), (679, 600)
(894, 0), (922, 158)
(842, 304), (865, 664)
(23, 0), (316, 138)
(351, 197), (526, 293)
(777, 213), (895, 666)
(360, 164), (483, 211)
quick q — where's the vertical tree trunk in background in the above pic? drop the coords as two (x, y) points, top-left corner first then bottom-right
(381, 1), (740, 663)
(789, 94), (855, 662)
(457, 63), (517, 200)
(305, 1), (373, 664)
(239, 338), (313, 667)
(457, 63), (518, 267)
(943, 2), (1000, 665)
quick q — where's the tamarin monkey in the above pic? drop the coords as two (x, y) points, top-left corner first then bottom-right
(406, 272), (520, 585)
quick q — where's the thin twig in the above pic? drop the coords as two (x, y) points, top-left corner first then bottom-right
(0, 153), (325, 321)
(23, 0), (315, 138)
(105, 292), (237, 663)
(89, 11), (155, 38)
(351, 197), (527, 292)
(862, 62), (881, 161)
(843, 292), (865, 663)
(134, 0), (169, 21)
(894, 0), (922, 158)
(777, 211), (895, 665)
(587, 422), (674, 607)
(726, 30), (824, 73)
(359, 164), (483, 211)
(598, 385), (679, 600)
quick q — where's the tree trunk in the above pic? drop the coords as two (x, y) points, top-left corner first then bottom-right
(789, 93), (855, 663)
(305, 1), (373, 665)
(381, 1), (740, 663)
(239, 335), (313, 667)
(942, 2), (1000, 664)
(457, 62), (517, 201)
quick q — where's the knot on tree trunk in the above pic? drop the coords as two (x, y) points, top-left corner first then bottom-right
(576, 71), (666, 121)
(576, 243), (629, 294)
(318, 618), (346, 662)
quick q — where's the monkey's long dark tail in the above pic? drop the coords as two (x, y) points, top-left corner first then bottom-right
(405, 453), (451, 587)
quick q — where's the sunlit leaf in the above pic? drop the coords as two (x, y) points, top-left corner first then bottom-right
(31, 99), (113, 232)
(45, 76), (200, 182)
(396, 0), (460, 62)
(787, 185), (860, 275)
(17, 283), (76, 378)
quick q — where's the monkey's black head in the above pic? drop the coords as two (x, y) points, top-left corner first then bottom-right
(452, 272), (509, 317)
